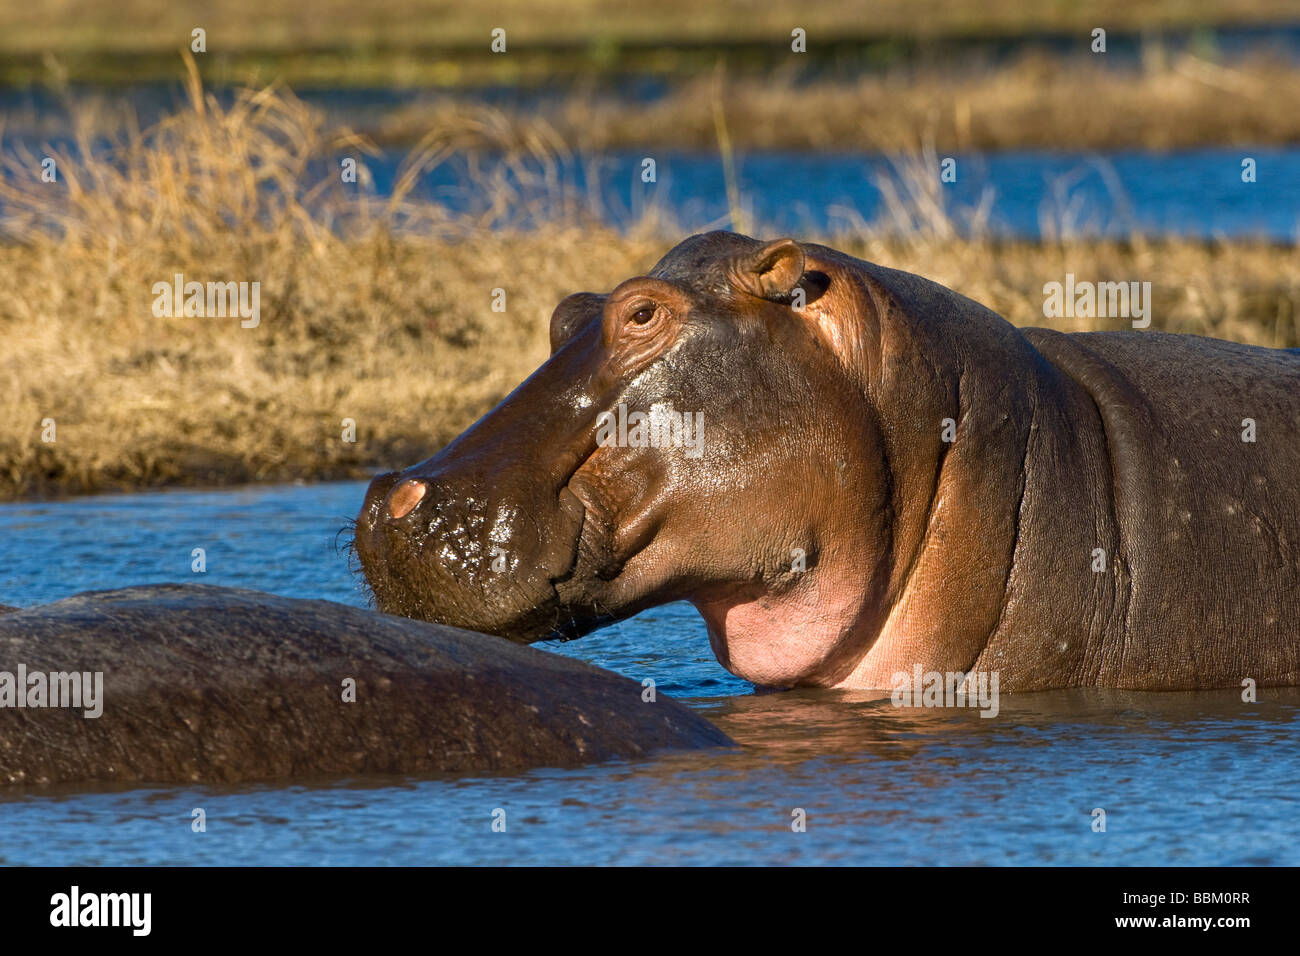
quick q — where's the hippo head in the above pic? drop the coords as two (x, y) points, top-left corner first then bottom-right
(356, 231), (906, 687)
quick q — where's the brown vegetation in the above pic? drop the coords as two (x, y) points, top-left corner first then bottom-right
(1, 64), (1296, 501)
(369, 51), (1300, 152)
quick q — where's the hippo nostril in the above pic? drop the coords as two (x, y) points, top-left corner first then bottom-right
(386, 479), (428, 520)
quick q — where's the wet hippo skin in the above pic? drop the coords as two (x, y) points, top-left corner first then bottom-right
(357, 230), (1300, 692)
(0, 584), (732, 787)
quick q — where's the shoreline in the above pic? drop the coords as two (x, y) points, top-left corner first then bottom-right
(6, 228), (1296, 505)
(1, 465), (382, 507)
(6, 7), (1300, 87)
(9, 50), (1300, 154)
(3, 72), (1297, 505)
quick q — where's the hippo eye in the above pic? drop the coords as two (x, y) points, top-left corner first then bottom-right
(629, 303), (657, 325)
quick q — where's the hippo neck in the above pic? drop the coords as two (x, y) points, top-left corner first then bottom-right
(834, 262), (1106, 688)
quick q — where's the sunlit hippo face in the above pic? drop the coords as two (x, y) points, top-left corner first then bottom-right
(356, 231), (890, 684)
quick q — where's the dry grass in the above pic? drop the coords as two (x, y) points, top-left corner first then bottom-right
(371, 50), (1300, 152)
(5, 0), (1296, 54)
(4, 2), (1299, 91)
(17, 46), (1300, 152)
(1, 62), (1297, 501)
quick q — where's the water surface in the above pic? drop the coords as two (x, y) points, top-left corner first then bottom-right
(365, 146), (1300, 241)
(1, 482), (1297, 865)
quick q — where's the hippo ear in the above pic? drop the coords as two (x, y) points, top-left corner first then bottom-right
(549, 292), (606, 354)
(733, 239), (806, 301)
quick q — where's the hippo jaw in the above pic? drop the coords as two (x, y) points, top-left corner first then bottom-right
(354, 285), (663, 642)
(356, 467), (590, 640)
(355, 232), (902, 683)
(354, 353), (604, 641)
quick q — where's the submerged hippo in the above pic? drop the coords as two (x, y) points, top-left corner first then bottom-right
(357, 231), (1300, 692)
(0, 584), (730, 787)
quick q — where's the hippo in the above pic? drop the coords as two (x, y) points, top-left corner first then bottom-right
(356, 231), (1300, 692)
(0, 584), (731, 787)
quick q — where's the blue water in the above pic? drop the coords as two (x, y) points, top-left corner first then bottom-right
(6, 101), (1300, 240)
(2, 482), (1299, 865)
(357, 146), (1300, 240)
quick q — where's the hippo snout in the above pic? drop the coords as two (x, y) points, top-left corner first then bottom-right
(355, 464), (585, 641)
(385, 478), (427, 519)
(359, 472), (436, 529)
(359, 470), (403, 528)
(357, 470), (482, 602)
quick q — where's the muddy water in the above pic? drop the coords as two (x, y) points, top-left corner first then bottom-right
(1, 482), (1297, 865)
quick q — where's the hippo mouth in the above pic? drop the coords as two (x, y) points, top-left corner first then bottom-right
(546, 469), (628, 638)
(356, 432), (638, 644)
(538, 487), (606, 640)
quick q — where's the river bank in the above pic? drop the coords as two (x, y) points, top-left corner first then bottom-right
(2, 70), (1297, 502)
(10, 49), (1300, 152)
(5, 0), (1300, 88)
